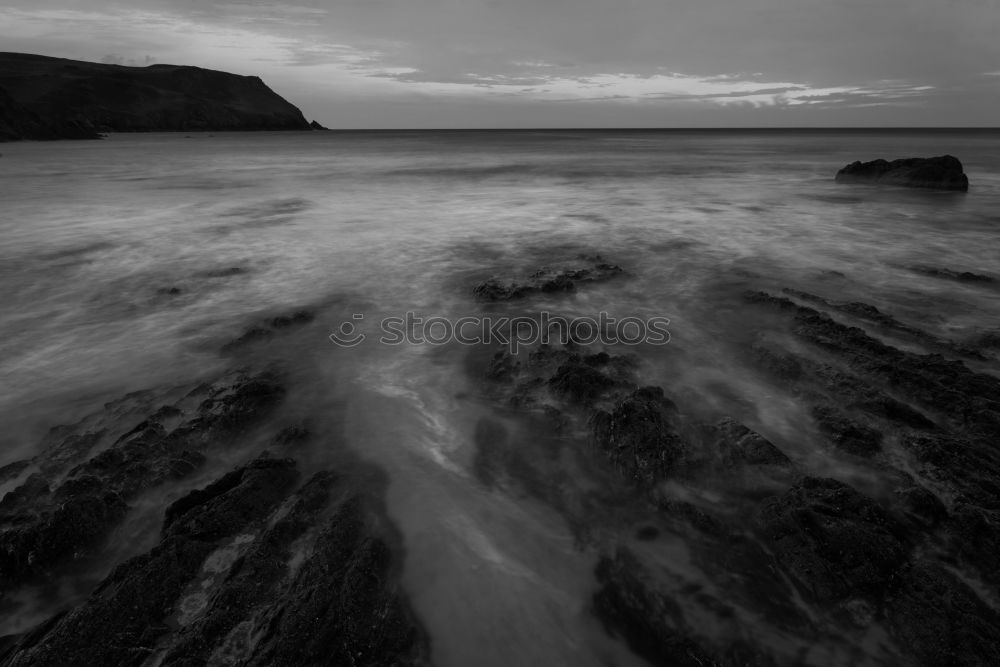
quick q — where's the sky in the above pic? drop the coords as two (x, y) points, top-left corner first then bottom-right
(1, 0), (998, 128)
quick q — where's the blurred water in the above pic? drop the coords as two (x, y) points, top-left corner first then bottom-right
(1, 129), (999, 664)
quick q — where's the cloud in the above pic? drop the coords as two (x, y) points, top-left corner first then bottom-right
(1, 0), (997, 126)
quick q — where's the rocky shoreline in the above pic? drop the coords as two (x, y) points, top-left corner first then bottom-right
(465, 254), (1000, 665)
(1, 248), (999, 666)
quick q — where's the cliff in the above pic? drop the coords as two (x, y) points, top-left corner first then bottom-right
(0, 52), (314, 140)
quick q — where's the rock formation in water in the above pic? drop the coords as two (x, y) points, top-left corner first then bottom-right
(834, 155), (969, 191)
(466, 254), (1000, 666)
(473, 255), (624, 302)
(0, 52), (316, 141)
(0, 306), (430, 665)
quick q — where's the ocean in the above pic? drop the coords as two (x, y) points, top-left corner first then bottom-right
(1, 129), (999, 665)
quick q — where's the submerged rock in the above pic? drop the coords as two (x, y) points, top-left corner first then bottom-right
(473, 256), (623, 301)
(0, 371), (285, 592)
(887, 563), (1000, 667)
(810, 405), (883, 457)
(907, 265), (994, 284)
(835, 155), (969, 191)
(756, 477), (907, 602)
(594, 549), (776, 667)
(221, 308), (316, 352)
(2, 454), (430, 666)
(713, 417), (791, 467)
(592, 387), (686, 488)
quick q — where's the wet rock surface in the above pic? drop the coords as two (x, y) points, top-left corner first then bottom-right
(906, 265), (994, 284)
(0, 370), (285, 592)
(473, 255), (623, 301)
(6, 244), (1000, 667)
(221, 308), (316, 352)
(756, 477), (907, 602)
(835, 155), (969, 191)
(1, 454), (430, 667)
(464, 257), (1000, 666)
(0, 304), (428, 665)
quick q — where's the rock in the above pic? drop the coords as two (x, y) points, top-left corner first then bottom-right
(237, 493), (428, 667)
(886, 563), (1000, 667)
(221, 308), (316, 352)
(269, 310), (314, 329)
(0, 371), (285, 592)
(943, 505), (1000, 588)
(810, 405), (883, 457)
(309, 120), (330, 130)
(473, 256), (623, 302)
(2, 454), (300, 666)
(592, 387), (686, 488)
(713, 418), (791, 466)
(756, 477), (908, 602)
(782, 288), (986, 360)
(899, 433), (1000, 510)
(907, 266), (994, 283)
(0, 52), (311, 141)
(547, 361), (619, 404)
(0, 459), (30, 484)
(886, 470), (948, 529)
(2, 455), (431, 667)
(594, 549), (775, 667)
(745, 291), (1000, 438)
(202, 267), (245, 278)
(835, 155), (969, 191)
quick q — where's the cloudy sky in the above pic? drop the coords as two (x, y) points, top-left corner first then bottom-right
(1, 0), (998, 127)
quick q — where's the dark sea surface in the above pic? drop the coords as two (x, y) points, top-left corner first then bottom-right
(1, 129), (999, 665)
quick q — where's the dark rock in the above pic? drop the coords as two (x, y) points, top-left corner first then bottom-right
(0, 459), (30, 484)
(2, 455), (300, 666)
(968, 330), (1000, 350)
(203, 267), (245, 278)
(886, 563), (1000, 667)
(269, 310), (314, 328)
(547, 361), (619, 404)
(907, 265), (994, 283)
(835, 155), (969, 191)
(0, 52), (311, 141)
(810, 405), (883, 457)
(3, 455), (430, 667)
(222, 308), (315, 352)
(309, 120), (330, 130)
(222, 327), (274, 350)
(782, 288), (986, 360)
(594, 549), (775, 667)
(485, 350), (520, 382)
(944, 505), (1000, 588)
(473, 257), (623, 301)
(713, 418), (791, 466)
(238, 493), (428, 667)
(887, 471), (948, 529)
(592, 387), (685, 488)
(751, 343), (803, 381)
(900, 433), (1000, 510)
(746, 291), (1000, 437)
(756, 477), (907, 602)
(0, 371), (285, 591)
